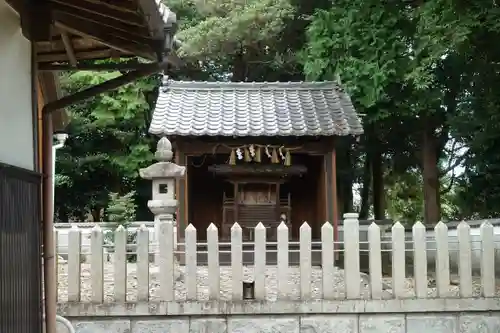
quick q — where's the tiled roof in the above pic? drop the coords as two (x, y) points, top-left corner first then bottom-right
(149, 79), (364, 137)
(155, 0), (176, 28)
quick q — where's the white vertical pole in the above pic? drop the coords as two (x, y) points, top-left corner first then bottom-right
(52, 143), (64, 221)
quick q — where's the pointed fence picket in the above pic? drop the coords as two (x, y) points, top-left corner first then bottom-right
(185, 224), (198, 300)
(412, 222), (428, 298)
(56, 215), (498, 303)
(368, 222), (383, 299)
(254, 222), (267, 300)
(457, 221), (473, 298)
(231, 223), (243, 300)
(321, 222), (335, 299)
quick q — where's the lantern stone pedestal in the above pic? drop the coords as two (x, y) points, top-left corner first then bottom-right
(140, 136), (184, 281)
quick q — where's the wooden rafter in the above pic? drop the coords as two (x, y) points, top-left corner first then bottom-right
(51, 1), (151, 37)
(54, 20), (150, 60)
(50, 0), (145, 26)
(25, 0), (173, 65)
(81, 0), (138, 13)
(52, 9), (152, 46)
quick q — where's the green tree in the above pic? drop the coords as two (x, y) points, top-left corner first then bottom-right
(55, 72), (159, 222)
(302, 0), (478, 224)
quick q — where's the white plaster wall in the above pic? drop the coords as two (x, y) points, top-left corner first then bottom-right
(0, 0), (34, 170)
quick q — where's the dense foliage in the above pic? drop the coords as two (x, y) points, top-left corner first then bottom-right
(54, 0), (500, 223)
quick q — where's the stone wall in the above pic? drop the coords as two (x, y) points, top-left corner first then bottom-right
(57, 298), (500, 333)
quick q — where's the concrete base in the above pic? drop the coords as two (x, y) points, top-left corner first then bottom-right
(57, 298), (500, 333)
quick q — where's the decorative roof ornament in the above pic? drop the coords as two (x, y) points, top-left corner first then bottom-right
(155, 136), (173, 162)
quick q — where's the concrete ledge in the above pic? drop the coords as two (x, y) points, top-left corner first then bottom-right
(57, 298), (500, 317)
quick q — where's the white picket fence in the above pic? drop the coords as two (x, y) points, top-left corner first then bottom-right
(54, 214), (499, 303)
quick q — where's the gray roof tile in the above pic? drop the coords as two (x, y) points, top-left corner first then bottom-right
(149, 80), (364, 137)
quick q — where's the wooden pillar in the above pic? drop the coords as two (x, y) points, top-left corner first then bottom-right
(184, 154), (189, 226)
(331, 148), (339, 244)
(233, 182), (239, 223)
(175, 151), (186, 240)
(275, 182), (281, 221)
(324, 146), (339, 260)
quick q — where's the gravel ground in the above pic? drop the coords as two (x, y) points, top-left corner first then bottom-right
(55, 263), (500, 303)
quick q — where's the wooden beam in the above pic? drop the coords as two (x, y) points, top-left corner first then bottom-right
(36, 48), (125, 63)
(20, 0), (52, 41)
(176, 140), (331, 155)
(60, 31), (78, 66)
(37, 36), (105, 52)
(38, 55), (180, 71)
(207, 164), (308, 176)
(43, 61), (167, 113)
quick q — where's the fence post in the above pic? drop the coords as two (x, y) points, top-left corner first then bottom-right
(368, 222), (383, 299)
(300, 222), (312, 300)
(137, 224), (150, 301)
(91, 225), (104, 303)
(480, 221), (495, 297)
(54, 228), (59, 302)
(185, 224), (198, 300)
(231, 223), (243, 300)
(344, 212), (360, 299)
(67, 226), (81, 302)
(158, 221), (174, 301)
(277, 222), (289, 299)
(412, 221), (428, 298)
(392, 222), (406, 298)
(321, 222), (335, 299)
(457, 221), (472, 298)
(435, 221), (450, 297)
(114, 225), (127, 302)
(254, 222), (267, 300)
(207, 223), (220, 300)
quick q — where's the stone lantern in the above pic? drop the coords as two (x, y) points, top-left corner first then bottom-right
(139, 137), (185, 273)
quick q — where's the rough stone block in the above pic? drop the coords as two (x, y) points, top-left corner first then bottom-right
(71, 320), (131, 333)
(407, 315), (457, 333)
(300, 315), (357, 333)
(133, 319), (189, 333)
(190, 318), (227, 333)
(228, 316), (299, 333)
(459, 314), (500, 333)
(359, 315), (405, 333)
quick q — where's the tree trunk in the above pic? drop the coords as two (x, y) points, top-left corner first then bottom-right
(422, 127), (441, 224)
(359, 152), (371, 220)
(231, 50), (246, 82)
(91, 208), (101, 222)
(372, 143), (385, 220)
(342, 147), (354, 214)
